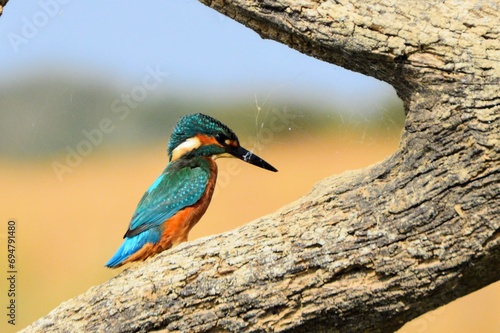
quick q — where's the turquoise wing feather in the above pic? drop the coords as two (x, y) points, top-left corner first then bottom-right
(105, 158), (210, 267)
(127, 161), (210, 236)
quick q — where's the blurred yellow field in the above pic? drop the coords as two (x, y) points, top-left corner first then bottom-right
(0, 132), (498, 332)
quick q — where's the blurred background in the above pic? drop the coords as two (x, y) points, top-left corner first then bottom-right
(0, 1), (498, 332)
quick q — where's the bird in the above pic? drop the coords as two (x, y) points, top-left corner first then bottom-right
(105, 113), (277, 268)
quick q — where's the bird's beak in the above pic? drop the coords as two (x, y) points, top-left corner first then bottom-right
(227, 146), (278, 172)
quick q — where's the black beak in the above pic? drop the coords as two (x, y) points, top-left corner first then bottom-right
(227, 146), (278, 172)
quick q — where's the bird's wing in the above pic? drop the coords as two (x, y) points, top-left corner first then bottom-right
(124, 163), (210, 238)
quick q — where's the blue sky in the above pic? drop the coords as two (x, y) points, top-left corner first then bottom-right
(0, 0), (397, 113)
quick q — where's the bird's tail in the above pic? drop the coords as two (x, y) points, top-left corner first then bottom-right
(105, 229), (161, 268)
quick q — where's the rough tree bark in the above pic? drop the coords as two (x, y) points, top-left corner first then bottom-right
(22, 0), (499, 332)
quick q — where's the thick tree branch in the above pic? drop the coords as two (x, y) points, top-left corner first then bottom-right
(22, 0), (499, 332)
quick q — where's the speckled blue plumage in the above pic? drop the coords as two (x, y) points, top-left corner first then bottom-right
(105, 157), (211, 267)
(106, 113), (276, 268)
(168, 113), (237, 159)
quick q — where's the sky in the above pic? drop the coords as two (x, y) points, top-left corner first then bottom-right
(0, 0), (397, 113)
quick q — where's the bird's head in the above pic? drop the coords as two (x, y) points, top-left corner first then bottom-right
(168, 113), (277, 172)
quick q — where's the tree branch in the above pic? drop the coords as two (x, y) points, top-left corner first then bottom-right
(21, 0), (499, 332)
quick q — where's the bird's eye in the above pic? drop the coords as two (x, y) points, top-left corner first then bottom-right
(215, 133), (229, 145)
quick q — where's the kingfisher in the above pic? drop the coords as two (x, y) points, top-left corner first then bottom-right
(105, 113), (277, 268)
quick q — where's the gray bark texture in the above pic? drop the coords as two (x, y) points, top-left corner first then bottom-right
(21, 0), (499, 332)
